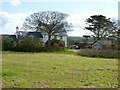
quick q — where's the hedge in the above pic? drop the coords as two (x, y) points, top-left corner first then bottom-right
(78, 49), (120, 58)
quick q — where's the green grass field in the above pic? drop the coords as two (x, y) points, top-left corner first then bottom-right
(2, 51), (118, 88)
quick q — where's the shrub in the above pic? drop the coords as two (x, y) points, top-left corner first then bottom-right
(2, 37), (16, 51)
(45, 38), (65, 51)
(15, 36), (44, 52)
(78, 49), (120, 58)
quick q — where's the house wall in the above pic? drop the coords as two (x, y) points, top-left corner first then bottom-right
(42, 35), (67, 47)
(42, 35), (48, 43)
(92, 42), (102, 50)
(62, 36), (67, 47)
(100, 40), (112, 46)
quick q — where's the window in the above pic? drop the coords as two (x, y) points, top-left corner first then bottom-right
(60, 36), (63, 39)
(54, 35), (57, 39)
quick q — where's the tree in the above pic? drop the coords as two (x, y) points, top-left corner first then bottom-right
(22, 11), (72, 45)
(85, 15), (117, 41)
(15, 36), (44, 52)
(2, 37), (15, 51)
(45, 38), (65, 51)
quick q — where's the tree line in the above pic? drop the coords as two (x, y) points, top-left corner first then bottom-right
(22, 11), (118, 41)
(2, 11), (119, 52)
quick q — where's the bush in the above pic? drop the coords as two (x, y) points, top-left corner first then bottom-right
(2, 36), (66, 52)
(2, 37), (16, 51)
(45, 38), (65, 51)
(78, 49), (120, 58)
(14, 36), (44, 52)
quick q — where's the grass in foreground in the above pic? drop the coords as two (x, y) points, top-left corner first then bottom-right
(2, 51), (118, 88)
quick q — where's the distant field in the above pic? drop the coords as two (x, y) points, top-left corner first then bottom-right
(2, 51), (118, 88)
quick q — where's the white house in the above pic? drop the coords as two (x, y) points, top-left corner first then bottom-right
(16, 27), (68, 47)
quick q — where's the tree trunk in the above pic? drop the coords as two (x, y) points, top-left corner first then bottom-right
(97, 30), (100, 41)
(48, 34), (51, 46)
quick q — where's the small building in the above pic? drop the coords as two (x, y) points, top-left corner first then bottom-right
(92, 41), (102, 50)
(75, 42), (94, 49)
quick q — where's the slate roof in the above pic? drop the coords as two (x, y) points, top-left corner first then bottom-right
(2, 34), (17, 41)
(26, 32), (43, 38)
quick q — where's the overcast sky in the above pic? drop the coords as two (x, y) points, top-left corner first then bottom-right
(0, 0), (119, 36)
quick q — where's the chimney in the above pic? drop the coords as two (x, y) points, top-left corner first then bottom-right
(16, 26), (19, 39)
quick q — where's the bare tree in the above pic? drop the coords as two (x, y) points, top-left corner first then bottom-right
(22, 11), (72, 44)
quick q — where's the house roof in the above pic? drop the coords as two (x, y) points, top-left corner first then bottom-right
(2, 34), (17, 41)
(26, 32), (43, 38)
(93, 41), (101, 45)
(18, 31), (28, 36)
(54, 28), (68, 36)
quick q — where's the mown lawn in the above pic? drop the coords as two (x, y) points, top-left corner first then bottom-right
(2, 51), (118, 88)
